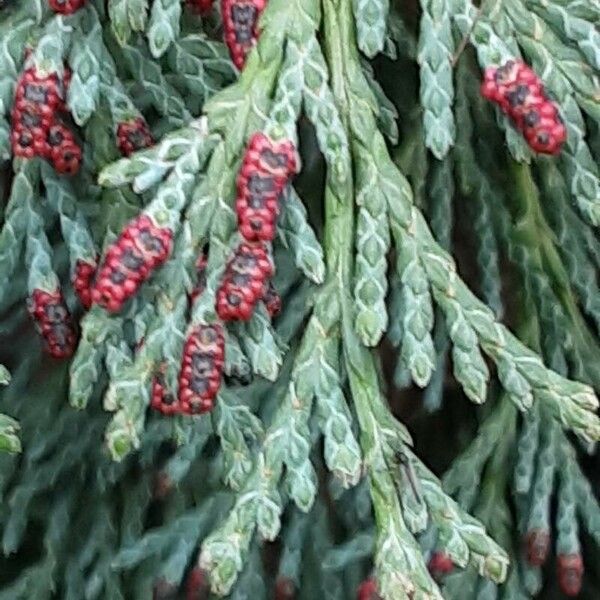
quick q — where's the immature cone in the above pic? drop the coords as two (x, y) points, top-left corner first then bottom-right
(557, 554), (584, 597)
(116, 118), (154, 157)
(236, 132), (297, 242)
(151, 373), (181, 416)
(428, 551), (454, 578)
(27, 288), (77, 359)
(177, 324), (225, 414)
(263, 281), (281, 318)
(357, 579), (381, 600)
(216, 242), (274, 321)
(481, 59), (566, 155)
(185, 566), (210, 600)
(190, 251), (208, 303)
(525, 528), (551, 566)
(187, 0), (213, 14)
(48, 0), (85, 14)
(274, 577), (296, 600)
(91, 214), (173, 313)
(72, 258), (97, 309)
(221, 0), (266, 69)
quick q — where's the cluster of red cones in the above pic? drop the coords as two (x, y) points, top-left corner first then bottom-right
(11, 67), (82, 175)
(525, 529), (583, 596)
(215, 132), (295, 323)
(481, 59), (566, 155)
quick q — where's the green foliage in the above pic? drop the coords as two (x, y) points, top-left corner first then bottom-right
(0, 0), (599, 599)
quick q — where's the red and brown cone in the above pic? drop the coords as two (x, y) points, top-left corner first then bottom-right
(116, 117), (154, 157)
(48, 123), (82, 175)
(185, 566), (210, 600)
(27, 288), (77, 359)
(263, 282), (281, 318)
(428, 551), (454, 579)
(525, 529), (551, 566)
(274, 577), (296, 600)
(14, 68), (64, 112)
(72, 258), (97, 309)
(221, 0), (266, 69)
(48, 0), (85, 14)
(557, 554), (584, 597)
(236, 132), (297, 242)
(177, 324), (225, 414)
(10, 67), (81, 173)
(91, 214), (173, 313)
(480, 59), (566, 155)
(357, 579), (381, 600)
(186, 0), (213, 14)
(150, 373), (182, 416)
(216, 242), (274, 321)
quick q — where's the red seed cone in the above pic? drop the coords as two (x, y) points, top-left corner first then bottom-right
(48, 0), (85, 14)
(185, 566), (210, 600)
(236, 133), (297, 242)
(480, 59), (566, 155)
(48, 123), (82, 175)
(27, 288), (77, 359)
(72, 258), (97, 309)
(10, 127), (37, 159)
(177, 324), (225, 414)
(116, 117), (154, 157)
(10, 101), (53, 157)
(150, 374), (182, 416)
(91, 214), (173, 313)
(14, 68), (64, 112)
(557, 554), (584, 597)
(428, 551), (454, 578)
(216, 242), (274, 321)
(11, 68), (61, 159)
(525, 529), (551, 566)
(221, 0), (266, 69)
(10, 67), (81, 172)
(357, 579), (381, 600)
(274, 577), (296, 600)
(263, 282), (281, 318)
(187, 0), (213, 14)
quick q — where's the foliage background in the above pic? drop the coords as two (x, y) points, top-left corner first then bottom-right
(0, 0), (599, 598)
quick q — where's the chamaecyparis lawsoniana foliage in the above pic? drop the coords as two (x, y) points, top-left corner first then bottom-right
(0, 0), (599, 598)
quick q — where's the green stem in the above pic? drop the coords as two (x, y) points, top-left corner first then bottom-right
(321, 0), (355, 291)
(322, 0), (379, 460)
(320, 15), (430, 600)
